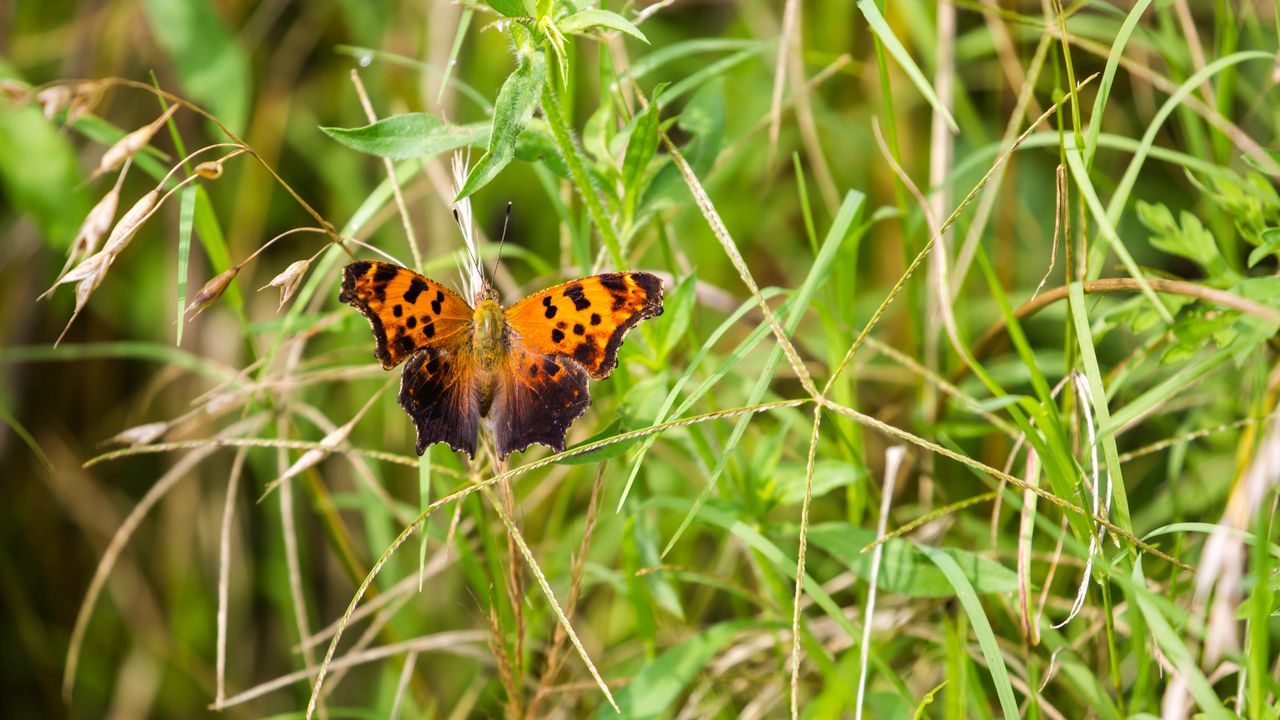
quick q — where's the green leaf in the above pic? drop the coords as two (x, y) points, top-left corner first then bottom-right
(622, 90), (662, 223)
(773, 462), (866, 506)
(321, 114), (489, 159)
(1247, 227), (1280, 268)
(1129, 561), (1234, 719)
(484, 0), (531, 17)
(558, 9), (649, 44)
(856, 0), (957, 133)
(807, 523), (1018, 597)
(657, 273), (697, 361)
(175, 186), (195, 346)
(1134, 200), (1229, 275)
(456, 45), (548, 201)
(920, 546), (1019, 720)
(143, 0), (250, 135)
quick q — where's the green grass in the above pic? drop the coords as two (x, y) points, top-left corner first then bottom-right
(3, 1), (1280, 718)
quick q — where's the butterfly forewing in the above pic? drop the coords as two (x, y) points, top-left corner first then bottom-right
(340, 261), (472, 369)
(504, 272), (664, 379)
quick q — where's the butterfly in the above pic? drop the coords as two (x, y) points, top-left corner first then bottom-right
(340, 261), (664, 460)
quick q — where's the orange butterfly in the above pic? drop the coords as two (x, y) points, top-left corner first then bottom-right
(340, 261), (664, 459)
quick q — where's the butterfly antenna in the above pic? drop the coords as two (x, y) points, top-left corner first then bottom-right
(491, 202), (512, 284)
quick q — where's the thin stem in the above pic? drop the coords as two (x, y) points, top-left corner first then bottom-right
(540, 59), (625, 268)
(349, 70), (425, 271)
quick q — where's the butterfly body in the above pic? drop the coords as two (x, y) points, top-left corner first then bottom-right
(340, 261), (663, 460)
(470, 298), (508, 371)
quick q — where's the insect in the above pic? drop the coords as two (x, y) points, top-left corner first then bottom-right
(340, 261), (664, 460)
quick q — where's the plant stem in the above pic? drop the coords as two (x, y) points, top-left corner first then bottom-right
(539, 55), (624, 268)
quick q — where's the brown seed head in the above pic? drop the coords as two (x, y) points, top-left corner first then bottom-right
(36, 85), (70, 119)
(71, 253), (114, 314)
(103, 190), (160, 256)
(109, 421), (170, 446)
(194, 160), (224, 180)
(98, 104), (179, 175)
(0, 79), (32, 105)
(260, 259), (311, 310)
(188, 266), (241, 317)
(72, 188), (121, 262)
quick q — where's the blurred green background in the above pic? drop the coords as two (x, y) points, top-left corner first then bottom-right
(4, 1), (1280, 718)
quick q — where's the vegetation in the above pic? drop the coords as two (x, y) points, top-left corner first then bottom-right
(3, 1), (1280, 717)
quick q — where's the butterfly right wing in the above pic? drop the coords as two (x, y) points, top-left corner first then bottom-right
(340, 261), (473, 369)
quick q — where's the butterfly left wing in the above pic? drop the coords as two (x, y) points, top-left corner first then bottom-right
(340, 261), (473, 369)
(490, 345), (592, 459)
(503, 272), (664, 380)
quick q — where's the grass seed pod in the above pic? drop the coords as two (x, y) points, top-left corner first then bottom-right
(98, 104), (179, 175)
(261, 259), (310, 310)
(102, 190), (160, 256)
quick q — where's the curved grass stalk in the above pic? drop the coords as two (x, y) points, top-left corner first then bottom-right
(818, 398), (1194, 573)
(63, 414), (269, 700)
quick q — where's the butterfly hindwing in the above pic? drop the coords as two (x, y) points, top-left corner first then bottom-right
(504, 272), (664, 380)
(340, 261), (472, 369)
(399, 345), (481, 457)
(490, 346), (592, 459)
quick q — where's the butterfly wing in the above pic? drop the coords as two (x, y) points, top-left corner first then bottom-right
(340, 261), (473, 369)
(490, 345), (592, 459)
(503, 272), (664, 380)
(399, 345), (480, 457)
(341, 260), (480, 456)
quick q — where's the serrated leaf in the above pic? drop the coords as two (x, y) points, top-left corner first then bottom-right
(456, 45), (547, 201)
(321, 114), (489, 159)
(1135, 200), (1221, 269)
(558, 9), (649, 44)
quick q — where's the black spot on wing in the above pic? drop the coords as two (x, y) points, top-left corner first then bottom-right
(542, 357), (560, 376)
(373, 263), (398, 284)
(589, 272), (666, 380)
(573, 323), (585, 335)
(395, 335), (415, 357)
(403, 277), (429, 305)
(544, 304), (558, 319)
(574, 342), (598, 367)
(551, 328), (564, 343)
(407, 316), (417, 329)
(563, 284), (591, 311)
(599, 274), (627, 293)
(393, 304), (403, 317)
(590, 313), (601, 326)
